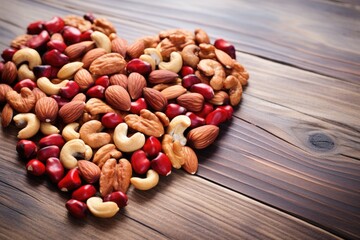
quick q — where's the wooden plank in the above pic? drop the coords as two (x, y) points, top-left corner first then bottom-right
(0, 126), (339, 239)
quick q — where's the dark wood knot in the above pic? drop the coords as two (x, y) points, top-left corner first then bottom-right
(308, 132), (335, 151)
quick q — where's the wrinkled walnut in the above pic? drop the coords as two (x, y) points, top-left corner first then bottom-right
(85, 98), (115, 116)
(11, 34), (32, 49)
(124, 109), (164, 137)
(92, 18), (116, 36)
(63, 15), (92, 32)
(162, 134), (185, 169)
(93, 144), (122, 169)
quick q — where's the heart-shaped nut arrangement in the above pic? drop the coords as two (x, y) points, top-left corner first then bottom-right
(0, 13), (249, 219)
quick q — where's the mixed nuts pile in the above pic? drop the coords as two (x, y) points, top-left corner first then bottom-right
(0, 13), (249, 219)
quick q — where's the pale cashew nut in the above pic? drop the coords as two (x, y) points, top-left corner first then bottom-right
(223, 75), (243, 106)
(167, 115), (191, 146)
(130, 169), (159, 190)
(158, 51), (183, 73)
(40, 122), (60, 135)
(17, 64), (35, 81)
(113, 123), (145, 152)
(85, 145), (93, 161)
(139, 54), (155, 70)
(57, 62), (84, 80)
(181, 44), (200, 69)
(60, 139), (86, 169)
(37, 77), (69, 95)
(62, 122), (80, 141)
(87, 197), (119, 218)
(13, 113), (40, 139)
(144, 48), (163, 65)
(197, 59), (225, 90)
(79, 120), (111, 149)
(91, 31), (111, 53)
(12, 48), (41, 69)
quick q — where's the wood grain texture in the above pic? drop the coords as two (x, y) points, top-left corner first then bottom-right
(0, 0), (359, 239)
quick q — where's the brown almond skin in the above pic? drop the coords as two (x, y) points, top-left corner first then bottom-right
(187, 125), (219, 149)
(58, 101), (85, 123)
(148, 70), (178, 84)
(176, 92), (204, 112)
(35, 97), (58, 122)
(1, 103), (13, 127)
(105, 85), (131, 111)
(127, 72), (146, 100)
(1, 61), (17, 85)
(143, 87), (168, 111)
(77, 160), (101, 184)
(89, 53), (127, 76)
(82, 48), (107, 69)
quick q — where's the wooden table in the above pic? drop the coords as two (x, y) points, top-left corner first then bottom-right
(1, 0), (359, 239)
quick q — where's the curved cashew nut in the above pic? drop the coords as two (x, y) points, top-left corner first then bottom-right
(87, 197), (119, 218)
(40, 122), (60, 135)
(130, 169), (159, 190)
(13, 113), (40, 139)
(79, 120), (111, 149)
(91, 31), (111, 53)
(197, 59), (225, 90)
(181, 44), (200, 69)
(12, 48), (42, 69)
(158, 51), (183, 73)
(57, 62), (84, 80)
(62, 123), (80, 141)
(37, 77), (69, 95)
(167, 115), (191, 146)
(140, 54), (155, 70)
(85, 145), (93, 161)
(60, 139), (86, 169)
(144, 48), (163, 65)
(17, 64), (36, 81)
(223, 75), (242, 106)
(113, 123), (145, 152)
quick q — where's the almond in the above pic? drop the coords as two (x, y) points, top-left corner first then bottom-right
(148, 69), (178, 84)
(127, 72), (146, 100)
(58, 100), (85, 123)
(182, 146), (198, 174)
(143, 87), (168, 111)
(109, 74), (128, 89)
(161, 85), (187, 100)
(105, 85), (131, 111)
(0, 84), (12, 103)
(64, 41), (95, 60)
(89, 53), (126, 75)
(1, 103), (13, 127)
(74, 68), (94, 90)
(187, 125), (219, 149)
(111, 37), (127, 57)
(215, 49), (234, 68)
(77, 160), (101, 184)
(6, 87), (36, 113)
(126, 39), (145, 59)
(1, 61), (17, 85)
(34, 97), (59, 122)
(32, 88), (46, 102)
(176, 92), (204, 112)
(208, 90), (229, 105)
(81, 48), (107, 69)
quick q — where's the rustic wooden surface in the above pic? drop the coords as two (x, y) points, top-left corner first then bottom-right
(0, 0), (359, 239)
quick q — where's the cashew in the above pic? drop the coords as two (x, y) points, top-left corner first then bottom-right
(181, 44), (200, 69)
(87, 197), (119, 218)
(12, 48), (41, 69)
(57, 62), (84, 80)
(37, 77), (69, 95)
(91, 31), (111, 53)
(13, 113), (40, 139)
(60, 139), (86, 169)
(130, 169), (159, 190)
(113, 123), (145, 152)
(223, 75), (243, 106)
(79, 120), (111, 149)
(158, 51), (183, 73)
(139, 54), (155, 70)
(144, 48), (163, 65)
(62, 123), (80, 141)
(17, 64), (35, 81)
(40, 122), (60, 135)
(167, 115), (191, 146)
(85, 145), (93, 161)
(197, 59), (225, 90)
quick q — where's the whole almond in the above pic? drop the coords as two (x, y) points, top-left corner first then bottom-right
(127, 72), (146, 100)
(176, 92), (204, 112)
(72, 93), (87, 102)
(143, 87), (168, 111)
(111, 37), (127, 57)
(58, 100), (85, 123)
(64, 41), (95, 60)
(126, 39), (145, 59)
(113, 158), (132, 193)
(105, 85), (131, 111)
(187, 125), (219, 149)
(161, 85), (187, 100)
(77, 160), (101, 184)
(182, 146), (198, 174)
(109, 74), (128, 89)
(215, 49), (234, 68)
(0, 84), (12, 103)
(81, 48), (107, 69)
(89, 53), (126, 75)
(74, 68), (94, 90)
(1, 103), (13, 127)
(1, 61), (17, 85)
(148, 69), (178, 84)
(34, 97), (59, 122)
